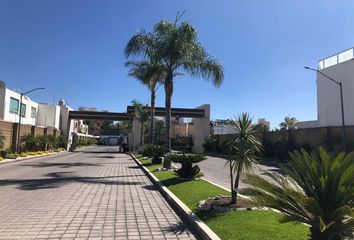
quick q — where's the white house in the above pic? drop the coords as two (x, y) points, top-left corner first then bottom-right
(0, 81), (39, 126)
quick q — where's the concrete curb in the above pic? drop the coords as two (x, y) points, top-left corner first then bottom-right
(130, 153), (221, 240)
(0, 151), (68, 165)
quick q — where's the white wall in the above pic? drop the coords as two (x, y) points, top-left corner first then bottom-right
(317, 59), (354, 126)
(212, 125), (236, 135)
(2, 88), (38, 126)
(36, 104), (60, 129)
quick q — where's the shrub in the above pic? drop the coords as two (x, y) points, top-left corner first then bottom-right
(6, 153), (18, 159)
(55, 135), (67, 148)
(142, 144), (155, 157)
(0, 150), (7, 158)
(0, 157), (3, 161)
(151, 145), (166, 164)
(19, 153), (28, 157)
(165, 153), (206, 178)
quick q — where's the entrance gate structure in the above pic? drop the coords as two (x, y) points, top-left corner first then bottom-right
(67, 104), (210, 153)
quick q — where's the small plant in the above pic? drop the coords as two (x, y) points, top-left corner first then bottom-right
(19, 153), (28, 157)
(165, 153), (206, 179)
(245, 148), (354, 240)
(151, 145), (166, 164)
(0, 157), (3, 161)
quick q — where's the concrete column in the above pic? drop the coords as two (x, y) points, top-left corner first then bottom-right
(193, 104), (210, 153)
(130, 118), (141, 151)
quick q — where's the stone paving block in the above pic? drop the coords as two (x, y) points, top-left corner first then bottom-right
(0, 147), (197, 239)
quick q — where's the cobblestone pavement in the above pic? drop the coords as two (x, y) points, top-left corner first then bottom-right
(0, 146), (197, 240)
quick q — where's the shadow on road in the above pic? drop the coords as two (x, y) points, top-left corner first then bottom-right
(0, 172), (144, 191)
(20, 162), (101, 168)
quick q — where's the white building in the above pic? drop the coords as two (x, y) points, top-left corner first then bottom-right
(317, 47), (354, 127)
(298, 47), (354, 129)
(36, 103), (60, 129)
(0, 81), (39, 126)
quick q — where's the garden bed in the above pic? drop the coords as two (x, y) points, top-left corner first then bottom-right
(135, 154), (309, 240)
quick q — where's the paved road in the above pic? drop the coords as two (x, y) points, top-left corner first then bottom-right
(0, 146), (196, 240)
(198, 155), (280, 190)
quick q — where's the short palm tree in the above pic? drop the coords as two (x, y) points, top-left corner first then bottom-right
(125, 12), (224, 150)
(131, 100), (150, 145)
(279, 115), (298, 130)
(227, 113), (262, 204)
(125, 60), (165, 144)
(245, 148), (354, 240)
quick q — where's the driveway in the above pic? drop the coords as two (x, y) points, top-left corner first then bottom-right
(198, 155), (280, 190)
(0, 146), (197, 240)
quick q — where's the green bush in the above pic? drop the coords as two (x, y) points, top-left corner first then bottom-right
(6, 153), (18, 159)
(165, 153), (206, 178)
(203, 136), (232, 154)
(55, 135), (67, 148)
(0, 150), (7, 158)
(142, 144), (155, 157)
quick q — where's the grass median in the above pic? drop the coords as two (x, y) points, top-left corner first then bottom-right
(135, 154), (308, 240)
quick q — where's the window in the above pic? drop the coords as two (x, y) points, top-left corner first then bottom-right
(31, 107), (37, 118)
(20, 103), (26, 117)
(9, 97), (19, 114)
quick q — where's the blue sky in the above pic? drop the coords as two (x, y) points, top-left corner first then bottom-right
(0, 0), (353, 128)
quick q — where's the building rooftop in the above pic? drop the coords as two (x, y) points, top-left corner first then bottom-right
(319, 47), (354, 70)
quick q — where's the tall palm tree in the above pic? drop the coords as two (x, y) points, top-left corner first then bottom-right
(227, 113), (262, 204)
(131, 100), (150, 145)
(279, 115), (298, 130)
(125, 12), (224, 151)
(125, 60), (165, 144)
(245, 148), (354, 240)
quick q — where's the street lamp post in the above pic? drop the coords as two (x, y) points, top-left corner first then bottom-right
(16, 87), (45, 153)
(304, 66), (347, 151)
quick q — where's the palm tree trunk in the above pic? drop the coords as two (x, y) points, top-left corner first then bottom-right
(229, 161), (235, 203)
(231, 162), (242, 204)
(140, 124), (144, 145)
(164, 74), (173, 151)
(150, 91), (156, 144)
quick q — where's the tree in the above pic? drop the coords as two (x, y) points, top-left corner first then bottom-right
(131, 100), (150, 145)
(245, 148), (354, 240)
(125, 60), (165, 144)
(227, 113), (262, 204)
(125, 12), (224, 151)
(279, 115), (298, 130)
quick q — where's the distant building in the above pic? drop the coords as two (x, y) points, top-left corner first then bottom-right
(211, 119), (236, 135)
(257, 118), (270, 131)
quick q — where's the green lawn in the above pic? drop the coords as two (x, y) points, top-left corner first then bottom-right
(135, 154), (309, 240)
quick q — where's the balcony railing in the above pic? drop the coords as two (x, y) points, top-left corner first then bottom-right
(319, 47), (354, 69)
